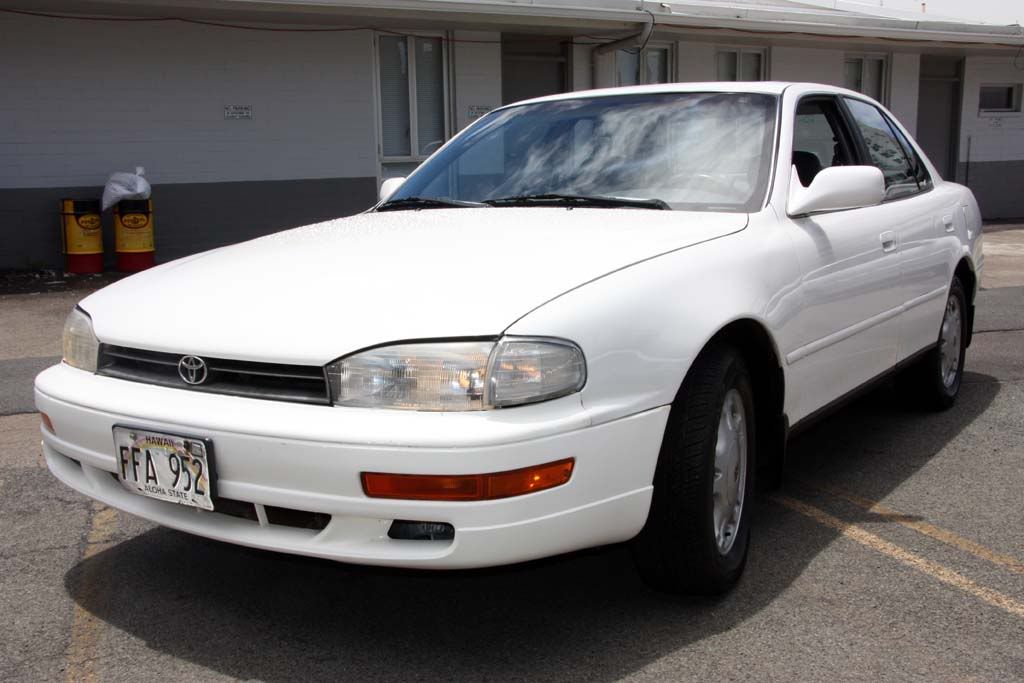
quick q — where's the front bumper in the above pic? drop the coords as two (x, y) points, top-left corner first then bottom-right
(35, 363), (668, 568)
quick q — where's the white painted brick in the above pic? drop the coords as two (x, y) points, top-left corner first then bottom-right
(959, 56), (1024, 163)
(676, 42), (717, 82)
(0, 13), (378, 189)
(889, 52), (920, 136)
(572, 44), (594, 91)
(770, 46), (845, 87)
(452, 31), (502, 131)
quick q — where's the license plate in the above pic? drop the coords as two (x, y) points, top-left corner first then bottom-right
(113, 426), (216, 511)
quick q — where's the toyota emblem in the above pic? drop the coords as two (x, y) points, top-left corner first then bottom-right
(177, 355), (208, 385)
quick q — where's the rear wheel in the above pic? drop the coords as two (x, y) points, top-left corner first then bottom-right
(632, 345), (755, 595)
(906, 277), (967, 410)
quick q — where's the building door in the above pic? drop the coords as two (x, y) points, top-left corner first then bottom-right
(916, 56), (963, 180)
(501, 34), (569, 105)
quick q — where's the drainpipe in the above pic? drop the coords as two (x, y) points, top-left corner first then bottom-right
(591, 9), (655, 89)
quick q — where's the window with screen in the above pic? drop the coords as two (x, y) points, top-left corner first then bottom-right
(979, 84), (1022, 113)
(844, 97), (921, 200)
(844, 56), (886, 103)
(616, 45), (672, 86)
(377, 34), (449, 177)
(716, 49), (764, 82)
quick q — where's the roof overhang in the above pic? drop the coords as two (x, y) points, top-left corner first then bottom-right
(2, 0), (1021, 50)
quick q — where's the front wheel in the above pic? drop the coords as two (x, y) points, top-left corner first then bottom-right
(632, 345), (756, 595)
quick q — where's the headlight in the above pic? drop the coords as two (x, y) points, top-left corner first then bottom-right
(488, 338), (586, 408)
(326, 337), (585, 411)
(62, 307), (99, 372)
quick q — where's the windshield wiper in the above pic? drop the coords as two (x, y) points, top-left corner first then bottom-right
(482, 193), (670, 210)
(376, 196), (489, 211)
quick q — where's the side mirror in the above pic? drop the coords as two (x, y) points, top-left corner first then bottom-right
(379, 176), (406, 203)
(788, 165), (885, 217)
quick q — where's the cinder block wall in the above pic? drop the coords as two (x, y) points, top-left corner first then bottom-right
(0, 13), (380, 270)
(956, 56), (1024, 219)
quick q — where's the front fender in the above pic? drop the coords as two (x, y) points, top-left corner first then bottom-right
(505, 213), (802, 427)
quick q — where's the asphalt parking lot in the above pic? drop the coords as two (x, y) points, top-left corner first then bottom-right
(1, 231), (1022, 682)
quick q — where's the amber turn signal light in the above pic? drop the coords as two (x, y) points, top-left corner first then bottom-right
(40, 412), (55, 435)
(361, 458), (575, 501)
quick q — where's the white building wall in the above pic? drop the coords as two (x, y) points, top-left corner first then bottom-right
(676, 42), (717, 82)
(452, 31), (503, 130)
(572, 44), (594, 91)
(959, 56), (1024, 164)
(3, 6), (1019, 269)
(769, 46), (845, 87)
(888, 52), (920, 136)
(0, 13), (377, 189)
(593, 49), (617, 88)
(956, 55), (1024, 217)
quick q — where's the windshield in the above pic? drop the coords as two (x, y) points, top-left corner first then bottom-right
(386, 92), (778, 213)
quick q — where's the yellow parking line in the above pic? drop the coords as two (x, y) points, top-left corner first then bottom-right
(773, 495), (1024, 619)
(801, 480), (1024, 575)
(65, 502), (119, 683)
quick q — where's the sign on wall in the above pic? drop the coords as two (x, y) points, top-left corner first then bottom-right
(224, 105), (254, 120)
(468, 105), (494, 121)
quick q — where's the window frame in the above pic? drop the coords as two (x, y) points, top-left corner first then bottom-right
(978, 83), (1023, 115)
(839, 95), (932, 202)
(614, 42), (675, 86)
(843, 54), (889, 105)
(715, 47), (767, 82)
(374, 31), (452, 167)
(389, 91), (782, 214)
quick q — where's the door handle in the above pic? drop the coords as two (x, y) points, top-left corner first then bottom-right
(942, 214), (955, 232)
(880, 231), (897, 253)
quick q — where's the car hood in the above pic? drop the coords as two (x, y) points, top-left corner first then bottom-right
(82, 208), (747, 365)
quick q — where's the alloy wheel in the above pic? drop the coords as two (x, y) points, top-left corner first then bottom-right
(713, 388), (748, 555)
(939, 294), (963, 389)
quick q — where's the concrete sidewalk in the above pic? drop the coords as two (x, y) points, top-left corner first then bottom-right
(981, 227), (1024, 289)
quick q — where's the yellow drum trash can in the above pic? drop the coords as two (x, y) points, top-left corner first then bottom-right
(114, 199), (155, 272)
(60, 199), (103, 274)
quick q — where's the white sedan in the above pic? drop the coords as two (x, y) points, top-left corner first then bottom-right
(36, 82), (982, 595)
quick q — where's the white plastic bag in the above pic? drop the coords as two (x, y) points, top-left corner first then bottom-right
(102, 166), (151, 211)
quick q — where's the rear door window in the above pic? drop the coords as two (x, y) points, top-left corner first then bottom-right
(843, 98), (921, 200)
(886, 117), (933, 190)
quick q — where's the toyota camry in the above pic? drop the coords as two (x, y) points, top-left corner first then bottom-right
(36, 82), (982, 594)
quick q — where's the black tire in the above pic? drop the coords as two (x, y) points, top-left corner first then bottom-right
(906, 277), (968, 411)
(632, 344), (756, 595)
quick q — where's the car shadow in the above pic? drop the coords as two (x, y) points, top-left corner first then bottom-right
(63, 372), (1000, 682)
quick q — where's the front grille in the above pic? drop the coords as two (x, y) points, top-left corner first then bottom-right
(104, 480), (332, 531)
(97, 344), (330, 405)
(216, 498), (331, 531)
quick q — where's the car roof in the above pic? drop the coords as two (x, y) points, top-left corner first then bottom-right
(509, 82), (865, 107)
